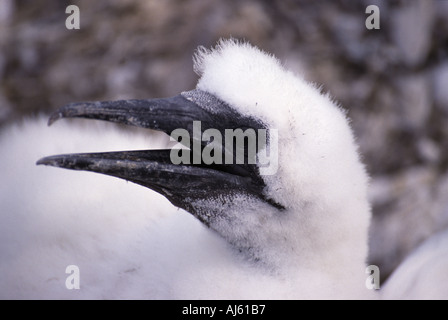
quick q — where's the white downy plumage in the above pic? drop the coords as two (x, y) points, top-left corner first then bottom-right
(382, 229), (448, 300)
(0, 40), (375, 299)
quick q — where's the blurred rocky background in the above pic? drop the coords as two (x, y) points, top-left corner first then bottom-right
(1, 0), (447, 283)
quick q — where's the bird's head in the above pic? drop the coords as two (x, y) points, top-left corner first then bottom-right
(38, 40), (371, 271)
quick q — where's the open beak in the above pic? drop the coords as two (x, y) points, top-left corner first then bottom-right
(37, 90), (282, 221)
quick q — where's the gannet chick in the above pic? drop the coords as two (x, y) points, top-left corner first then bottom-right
(382, 229), (448, 300)
(2, 39), (374, 299)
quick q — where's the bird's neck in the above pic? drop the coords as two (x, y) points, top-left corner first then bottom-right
(210, 195), (371, 281)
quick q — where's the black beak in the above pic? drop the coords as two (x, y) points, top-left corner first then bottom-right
(37, 90), (282, 222)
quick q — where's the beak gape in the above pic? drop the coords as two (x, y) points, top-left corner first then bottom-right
(37, 89), (283, 221)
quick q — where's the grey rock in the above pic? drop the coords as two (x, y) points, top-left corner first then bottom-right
(397, 73), (432, 130)
(0, 91), (11, 122)
(390, 0), (434, 67)
(433, 62), (448, 113)
(0, 0), (14, 25)
(417, 138), (441, 164)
